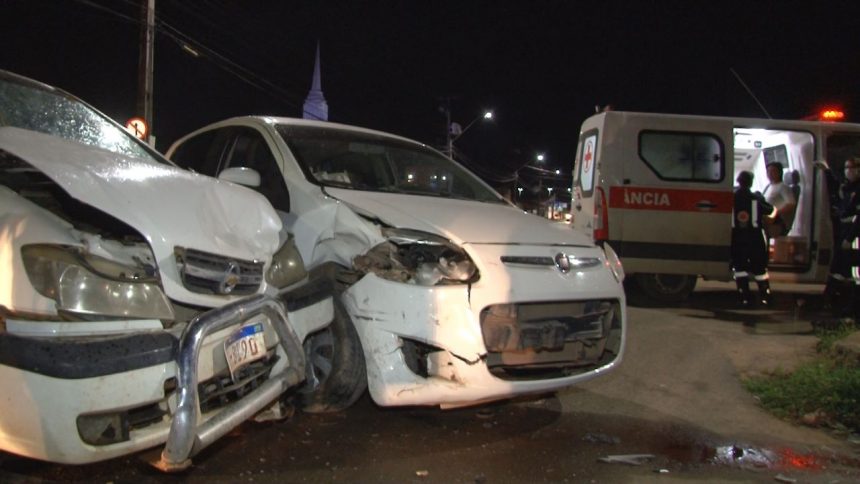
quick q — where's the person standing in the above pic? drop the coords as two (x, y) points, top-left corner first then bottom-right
(819, 157), (860, 318)
(732, 171), (776, 307)
(763, 162), (796, 237)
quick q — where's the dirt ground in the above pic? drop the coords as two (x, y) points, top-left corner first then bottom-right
(567, 280), (856, 459)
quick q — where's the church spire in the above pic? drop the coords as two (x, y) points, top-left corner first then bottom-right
(303, 42), (328, 121)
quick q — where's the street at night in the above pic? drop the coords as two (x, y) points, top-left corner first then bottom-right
(3, 1), (860, 482)
(1, 282), (857, 483)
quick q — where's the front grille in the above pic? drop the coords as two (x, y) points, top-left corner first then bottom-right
(175, 247), (263, 296)
(480, 300), (622, 381)
(198, 355), (278, 413)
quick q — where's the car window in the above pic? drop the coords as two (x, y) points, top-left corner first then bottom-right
(224, 127), (291, 212)
(170, 129), (227, 176)
(0, 75), (164, 164)
(275, 124), (506, 204)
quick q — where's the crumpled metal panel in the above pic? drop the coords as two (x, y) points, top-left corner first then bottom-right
(281, 198), (385, 268)
(324, 187), (594, 246)
(0, 127), (282, 307)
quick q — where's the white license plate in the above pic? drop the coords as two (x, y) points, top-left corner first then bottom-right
(224, 323), (266, 380)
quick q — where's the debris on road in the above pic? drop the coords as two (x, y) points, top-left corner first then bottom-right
(583, 432), (621, 445)
(713, 445), (775, 469)
(597, 454), (655, 466)
(475, 408), (495, 420)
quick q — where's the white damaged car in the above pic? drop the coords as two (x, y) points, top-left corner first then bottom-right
(168, 116), (627, 410)
(0, 71), (333, 469)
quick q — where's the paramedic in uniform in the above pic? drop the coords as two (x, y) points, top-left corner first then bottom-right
(819, 157), (860, 318)
(732, 171), (776, 307)
(763, 162), (796, 236)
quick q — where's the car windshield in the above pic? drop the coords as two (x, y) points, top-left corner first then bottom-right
(276, 124), (506, 204)
(0, 73), (164, 164)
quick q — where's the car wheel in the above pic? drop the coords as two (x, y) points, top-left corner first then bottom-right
(631, 273), (697, 304)
(298, 297), (367, 413)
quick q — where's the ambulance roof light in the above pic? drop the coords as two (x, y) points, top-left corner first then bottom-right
(820, 109), (845, 121)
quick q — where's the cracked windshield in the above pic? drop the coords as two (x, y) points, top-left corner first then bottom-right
(0, 78), (158, 163)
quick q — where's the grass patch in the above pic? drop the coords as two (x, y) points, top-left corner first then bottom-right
(816, 319), (856, 352)
(744, 323), (859, 432)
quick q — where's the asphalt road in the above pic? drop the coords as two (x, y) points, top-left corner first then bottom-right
(2, 281), (858, 483)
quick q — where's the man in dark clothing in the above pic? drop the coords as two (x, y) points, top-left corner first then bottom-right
(732, 171), (776, 307)
(819, 157), (860, 318)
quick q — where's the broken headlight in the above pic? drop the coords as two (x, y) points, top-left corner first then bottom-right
(376, 228), (479, 285)
(266, 235), (307, 289)
(21, 244), (174, 320)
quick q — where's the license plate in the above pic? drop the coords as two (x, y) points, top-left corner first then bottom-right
(224, 323), (266, 380)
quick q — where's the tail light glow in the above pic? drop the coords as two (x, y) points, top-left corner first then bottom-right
(594, 186), (609, 242)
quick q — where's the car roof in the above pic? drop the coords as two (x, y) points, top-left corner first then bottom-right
(202, 115), (431, 149)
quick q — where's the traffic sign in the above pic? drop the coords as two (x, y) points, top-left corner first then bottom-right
(125, 117), (148, 139)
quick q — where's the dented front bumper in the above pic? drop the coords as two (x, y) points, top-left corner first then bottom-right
(341, 244), (626, 408)
(0, 281), (332, 467)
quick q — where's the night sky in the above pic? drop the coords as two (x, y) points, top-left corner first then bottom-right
(2, 0), (859, 183)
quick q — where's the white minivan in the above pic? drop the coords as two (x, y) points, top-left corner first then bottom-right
(571, 110), (860, 302)
(168, 116), (627, 410)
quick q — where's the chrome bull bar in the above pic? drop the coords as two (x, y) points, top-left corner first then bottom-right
(154, 293), (306, 472)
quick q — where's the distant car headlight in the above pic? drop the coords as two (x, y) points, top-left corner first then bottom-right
(602, 242), (625, 283)
(357, 228), (479, 286)
(21, 244), (174, 320)
(265, 235), (307, 289)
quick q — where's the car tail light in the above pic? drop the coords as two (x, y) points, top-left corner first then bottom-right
(594, 186), (609, 242)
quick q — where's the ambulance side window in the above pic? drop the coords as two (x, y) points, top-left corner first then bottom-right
(638, 131), (724, 182)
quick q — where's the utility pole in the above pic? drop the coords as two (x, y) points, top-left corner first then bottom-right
(442, 97), (453, 158)
(137, 0), (155, 145)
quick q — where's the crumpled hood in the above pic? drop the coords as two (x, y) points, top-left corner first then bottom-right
(325, 188), (593, 246)
(0, 127), (282, 304)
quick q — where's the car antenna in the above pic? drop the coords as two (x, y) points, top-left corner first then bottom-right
(730, 67), (772, 119)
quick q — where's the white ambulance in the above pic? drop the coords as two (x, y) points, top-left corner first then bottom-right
(571, 110), (860, 302)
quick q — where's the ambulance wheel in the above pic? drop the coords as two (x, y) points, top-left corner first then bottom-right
(298, 298), (367, 413)
(632, 273), (696, 303)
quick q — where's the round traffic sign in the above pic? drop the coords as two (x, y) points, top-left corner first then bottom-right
(125, 117), (148, 139)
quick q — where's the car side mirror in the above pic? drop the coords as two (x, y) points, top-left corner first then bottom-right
(218, 167), (261, 188)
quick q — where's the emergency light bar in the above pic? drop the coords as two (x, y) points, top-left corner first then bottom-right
(820, 109), (845, 121)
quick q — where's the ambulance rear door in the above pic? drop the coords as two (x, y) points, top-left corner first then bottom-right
(571, 113), (605, 238)
(605, 112), (735, 281)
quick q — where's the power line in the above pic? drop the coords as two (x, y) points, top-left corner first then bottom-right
(68, 0), (138, 24)
(68, 0), (308, 113)
(157, 23), (305, 112)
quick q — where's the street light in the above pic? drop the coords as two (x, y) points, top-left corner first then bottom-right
(546, 187), (555, 220)
(536, 153), (545, 162)
(446, 110), (494, 158)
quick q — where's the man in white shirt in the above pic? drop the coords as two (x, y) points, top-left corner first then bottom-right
(763, 162), (796, 236)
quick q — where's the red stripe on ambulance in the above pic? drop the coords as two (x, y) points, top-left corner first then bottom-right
(609, 186), (733, 213)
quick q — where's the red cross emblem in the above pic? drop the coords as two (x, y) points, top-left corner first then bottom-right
(583, 140), (593, 172)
